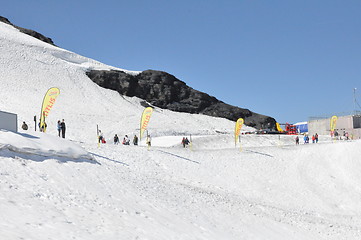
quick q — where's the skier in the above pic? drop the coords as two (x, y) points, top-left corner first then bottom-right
(60, 119), (66, 138)
(312, 135), (315, 143)
(133, 135), (138, 145)
(315, 133), (319, 143)
(21, 121), (28, 130)
(114, 134), (119, 144)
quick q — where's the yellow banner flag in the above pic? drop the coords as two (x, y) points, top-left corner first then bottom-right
(39, 87), (60, 132)
(276, 122), (284, 132)
(140, 107), (153, 140)
(235, 118), (244, 145)
(330, 115), (338, 132)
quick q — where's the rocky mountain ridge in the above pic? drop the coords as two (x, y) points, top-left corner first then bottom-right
(86, 69), (276, 129)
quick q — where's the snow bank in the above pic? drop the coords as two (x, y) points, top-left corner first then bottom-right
(0, 130), (92, 160)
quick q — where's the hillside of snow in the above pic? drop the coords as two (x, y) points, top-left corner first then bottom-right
(1, 21), (361, 240)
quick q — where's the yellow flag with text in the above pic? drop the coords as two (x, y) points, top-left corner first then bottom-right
(40, 87), (60, 131)
(235, 118), (244, 144)
(140, 107), (153, 140)
(330, 115), (338, 132)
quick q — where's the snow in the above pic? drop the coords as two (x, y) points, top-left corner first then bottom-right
(0, 130), (91, 160)
(1, 21), (361, 239)
(294, 121), (308, 125)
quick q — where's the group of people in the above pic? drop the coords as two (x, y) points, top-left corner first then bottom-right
(181, 137), (190, 148)
(57, 119), (66, 138)
(333, 131), (350, 140)
(113, 134), (139, 146)
(295, 133), (318, 144)
(97, 130), (153, 147)
(110, 133), (140, 146)
(22, 119), (66, 138)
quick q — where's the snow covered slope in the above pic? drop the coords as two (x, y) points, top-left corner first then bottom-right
(1, 21), (361, 240)
(0, 21), (245, 142)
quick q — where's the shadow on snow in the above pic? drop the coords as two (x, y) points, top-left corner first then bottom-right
(156, 150), (200, 164)
(0, 148), (100, 164)
(89, 152), (129, 166)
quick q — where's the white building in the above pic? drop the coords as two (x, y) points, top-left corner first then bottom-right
(308, 114), (361, 139)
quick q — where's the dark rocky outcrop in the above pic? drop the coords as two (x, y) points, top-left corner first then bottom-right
(0, 16), (55, 46)
(86, 69), (276, 129)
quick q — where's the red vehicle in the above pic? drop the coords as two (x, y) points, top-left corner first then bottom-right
(277, 123), (297, 135)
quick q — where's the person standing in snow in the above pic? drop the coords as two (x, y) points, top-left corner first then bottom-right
(295, 136), (299, 145)
(114, 134), (119, 144)
(334, 131), (339, 140)
(57, 120), (61, 137)
(133, 135), (138, 145)
(146, 134), (151, 147)
(60, 119), (66, 138)
(312, 135), (315, 143)
(98, 130), (104, 143)
(315, 133), (319, 143)
(185, 137), (190, 146)
(182, 137), (186, 148)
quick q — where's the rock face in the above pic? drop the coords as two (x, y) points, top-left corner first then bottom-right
(0, 16), (55, 46)
(86, 69), (276, 129)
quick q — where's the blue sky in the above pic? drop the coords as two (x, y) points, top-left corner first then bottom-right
(3, 0), (361, 124)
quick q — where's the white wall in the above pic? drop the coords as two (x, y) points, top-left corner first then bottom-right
(0, 111), (17, 132)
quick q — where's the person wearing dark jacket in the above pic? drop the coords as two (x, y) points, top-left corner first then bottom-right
(114, 134), (119, 144)
(22, 121), (28, 130)
(133, 135), (138, 145)
(60, 119), (66, 138)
